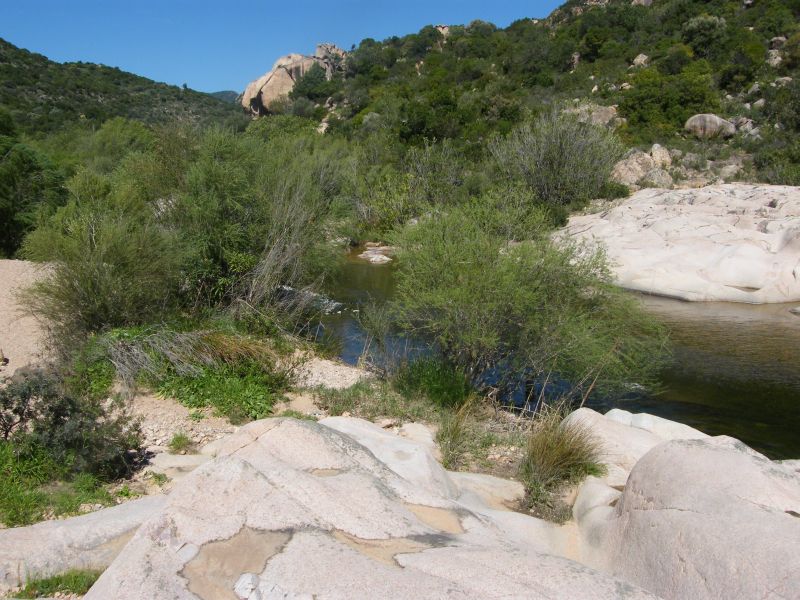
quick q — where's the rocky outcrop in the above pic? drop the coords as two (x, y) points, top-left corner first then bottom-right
(562, 408), (800, 600)
(241, 44), (345, 115)
(611, 145), (673, 189)
(684, 113), (736, 139)
(85, 418), (656, 599)
(563, 102), (619, 127)
(0, 496), (166, 593)
(593, 436), (800, 600)
(6, 410), (799, 599)
(563, 184), (800, 303)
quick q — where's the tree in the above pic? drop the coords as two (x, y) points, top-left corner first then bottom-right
(0, 136), (65, 257)
(290, 63), (339, 103)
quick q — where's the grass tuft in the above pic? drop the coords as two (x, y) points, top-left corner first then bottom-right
(15, 569), (102, 598)
(167, 432), (193, 454)
(519, 404), (605, 522)
(436, 397), (475, 470)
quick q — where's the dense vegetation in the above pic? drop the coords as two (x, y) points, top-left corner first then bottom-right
(282, 0), (799, 181)
(0, 38), (246, 133)
(2, 0), (797, 527)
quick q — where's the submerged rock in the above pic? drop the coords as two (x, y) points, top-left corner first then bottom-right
(563, 184), (800, 303)
(359, 244), (395, 264)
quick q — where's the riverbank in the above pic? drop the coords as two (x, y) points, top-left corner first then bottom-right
(319, 247), (800, 458)
(2, 257), (799, 599)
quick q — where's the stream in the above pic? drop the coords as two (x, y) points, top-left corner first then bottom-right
(319, 249), (800, 459)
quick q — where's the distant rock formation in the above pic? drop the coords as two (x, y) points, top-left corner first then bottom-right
(563, 184), (800, 303)
(241, 44), (346, 115)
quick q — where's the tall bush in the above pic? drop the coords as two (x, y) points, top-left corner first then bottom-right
(389, 202), (668, 400)
(490, 111), (622, 215)
(22, 169), (183, 343)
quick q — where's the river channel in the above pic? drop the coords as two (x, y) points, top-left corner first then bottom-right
(319, 249), (800, 459)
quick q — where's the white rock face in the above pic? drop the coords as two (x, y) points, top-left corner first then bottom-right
(86, 418), (655, 599)
(563, 184), (800, 303)
(599, 437), (800, 600)
(565, 409), (800, 600)
(0, 496), (166, 592)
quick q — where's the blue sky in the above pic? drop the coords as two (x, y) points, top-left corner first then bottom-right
(1, 1), (562, 93)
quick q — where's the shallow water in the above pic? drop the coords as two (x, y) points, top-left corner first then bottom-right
(617, 296), (800, 459)
(320, 249), (800, 459)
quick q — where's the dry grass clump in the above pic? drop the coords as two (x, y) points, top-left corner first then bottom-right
(436, 397), (475, 470)
(520, 403), (604, 522)
(104, 327), (292, 394)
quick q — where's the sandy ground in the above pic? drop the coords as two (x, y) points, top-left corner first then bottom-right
(295, 356), (371, 389)
(0, 259), (49, 377)
(130, 392), (236, 451)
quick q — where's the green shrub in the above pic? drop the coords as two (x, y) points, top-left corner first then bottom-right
(64, 338), (115, 401)
(520, 404), (604, 522)
(682, 15), (728, 60)
(753, 137), (800, 185)
(14, 569), (102, 598)
(598, 180), (630, 200)
(0, 135), (66, 257)
(619, 62), (720, 140)
(389, 202), (668, 399)
(0, 370), (142, 480)
(245, 115), (317, 140)
(168, 432), (193, 454)
(21, 173), (183, 342)
(103, 326), (294, 424)
(490, 111), (623, 211)
(290, 63), (341, 103)
(313, 380), (440, 423)
(0, 439), (117, 527)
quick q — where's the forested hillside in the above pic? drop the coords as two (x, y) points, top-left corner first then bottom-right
(286, 0), (798, 147)
(0, 38), (245, 133)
